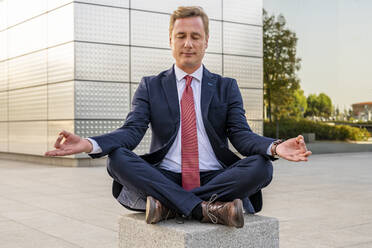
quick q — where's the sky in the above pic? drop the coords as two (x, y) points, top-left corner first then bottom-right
(263, 0), (372, 110)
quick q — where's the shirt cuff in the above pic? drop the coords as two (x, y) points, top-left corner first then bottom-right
(266, 142), (274, 156)
(85, 138), (102, 154)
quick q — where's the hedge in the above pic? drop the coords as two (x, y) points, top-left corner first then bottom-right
(264, 118), (371, 141)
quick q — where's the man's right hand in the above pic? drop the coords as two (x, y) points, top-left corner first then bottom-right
(44, 130), (93, 157)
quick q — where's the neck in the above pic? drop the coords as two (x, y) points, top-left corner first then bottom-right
(176, 63), (202, 74)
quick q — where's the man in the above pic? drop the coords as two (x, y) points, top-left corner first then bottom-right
(45, 6), (311, 228)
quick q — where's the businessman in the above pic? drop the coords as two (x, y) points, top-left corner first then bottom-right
(46, 6), (311, 228)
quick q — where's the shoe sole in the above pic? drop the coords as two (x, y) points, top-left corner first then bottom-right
(232, 199), (244, 228)
(145, 196), (156, 224)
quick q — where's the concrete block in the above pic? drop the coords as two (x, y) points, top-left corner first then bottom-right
(302, 133), (316, 143)
(119, 213), (279, 248)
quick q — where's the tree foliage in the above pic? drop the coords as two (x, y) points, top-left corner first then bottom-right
(305, 93), (332, 118)
(288, 89), (307, 119)
(263, 9), (301, 122)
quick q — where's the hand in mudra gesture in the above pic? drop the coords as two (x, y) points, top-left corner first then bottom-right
(276, 135), (312, 162)
(44, 130), (93, 157)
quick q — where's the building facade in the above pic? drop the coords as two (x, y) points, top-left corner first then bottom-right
(352, 102), (372, 121)
(0, 0), (264, 165)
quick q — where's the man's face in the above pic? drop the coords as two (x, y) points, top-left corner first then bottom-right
(170, 16), (209, 73)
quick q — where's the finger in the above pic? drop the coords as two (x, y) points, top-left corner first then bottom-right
(303, 151), (312, 157)
(45, 149), (73, 157)
(298, 139), (308, 151)
(54, 134), (64, 149)
(296, 135), (304, 141)
(295, 135), (304, 144)
(59, 130), (71, 139)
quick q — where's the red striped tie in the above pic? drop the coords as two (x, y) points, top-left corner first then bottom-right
(181, 75), (200, 190)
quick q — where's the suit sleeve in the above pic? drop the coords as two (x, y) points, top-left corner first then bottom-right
(88, 77), (150, 158)
(226, 79), (275, 157)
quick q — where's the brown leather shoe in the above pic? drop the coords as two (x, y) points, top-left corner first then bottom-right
(201, 197), (244, 228)
(145, 196), (176, 224)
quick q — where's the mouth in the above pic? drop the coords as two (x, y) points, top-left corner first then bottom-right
(181, 52), (195, 56)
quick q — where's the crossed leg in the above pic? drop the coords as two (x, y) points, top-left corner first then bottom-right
(107, 147), (273, 217)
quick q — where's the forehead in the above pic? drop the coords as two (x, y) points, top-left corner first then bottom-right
(172, 16), (205, 34)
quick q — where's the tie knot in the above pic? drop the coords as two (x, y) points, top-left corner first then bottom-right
(184, 75), (193, 87)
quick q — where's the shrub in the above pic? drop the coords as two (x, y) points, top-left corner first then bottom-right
(264, 118), (371, 141)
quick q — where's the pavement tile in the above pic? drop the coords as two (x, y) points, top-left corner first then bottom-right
(0, 220), (79, 248)
(1, 152), (372, 247)
(12, 211), (117, 248)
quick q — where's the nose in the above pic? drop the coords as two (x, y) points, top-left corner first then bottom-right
(184, 37), (193, 48)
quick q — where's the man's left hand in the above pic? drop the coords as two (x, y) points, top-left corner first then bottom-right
(276, 135), (312, 162)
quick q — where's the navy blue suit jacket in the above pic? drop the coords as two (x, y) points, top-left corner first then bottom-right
(89, 66), (275, 212)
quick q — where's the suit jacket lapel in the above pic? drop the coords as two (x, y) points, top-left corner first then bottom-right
(201, 67), (217, 119)
(161, 66), (180, 124)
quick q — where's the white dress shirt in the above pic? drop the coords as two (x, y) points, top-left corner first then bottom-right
(87, 64), (274, 171)
(158, 64), (222, 172)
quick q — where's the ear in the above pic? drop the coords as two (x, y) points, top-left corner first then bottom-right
(169, 35), (172, 47)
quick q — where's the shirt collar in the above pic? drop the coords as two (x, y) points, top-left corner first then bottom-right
(174, 64), (203, 83)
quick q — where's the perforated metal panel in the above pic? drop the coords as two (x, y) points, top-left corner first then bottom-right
(203, 53), (222, 75)
(223, 22), (262, 57)
(47, 3), (73, 47)
(131, 0), (221, 20)
(8, 50), (47, 90)
(48, 81), (74, 120)
(0, 91), (8, 121)
(47, 42), (74, 84)
(9, 121), (48, 155)
(76, 0), (129, 8)
(75, 42), (129, 82)
(75, 119), (124, 138)
(1, 0), (264, 160)
(223, 0), (262, 25)
(247, 120), (263, 135)
(9, 85), (47, 121)
(131, 10), (169, 49)
(0, 122), (8, 152)
(208, 20), (222, 53)
(223, 55), (262, 88)
(75, 81), (130, 119)
(75, 3), (129, 45)
(131, 47), (173, 83)
(8, 14), (47, 59)
(240, 88), (263, 120)
(0, 61), (7, 92)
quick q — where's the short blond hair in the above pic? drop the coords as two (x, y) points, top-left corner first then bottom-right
(169, 6), (209, 37)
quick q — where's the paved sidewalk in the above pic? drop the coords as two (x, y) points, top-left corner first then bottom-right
(0, 152), (371, 248)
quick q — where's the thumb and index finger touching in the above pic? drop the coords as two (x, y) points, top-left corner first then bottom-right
(54, 130), (71, 148)
(45, 130), (73, 157)
(295, 135), (313, 157)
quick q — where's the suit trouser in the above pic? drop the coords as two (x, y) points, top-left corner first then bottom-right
(107, 147), (273, 217)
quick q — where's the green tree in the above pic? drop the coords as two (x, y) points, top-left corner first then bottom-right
(305, 94), (319, 117)
(263, 9), (301, 122)
(305, 93), (332, 118)
(317, 93), (332, 118)
(288, 89), (307, 119)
